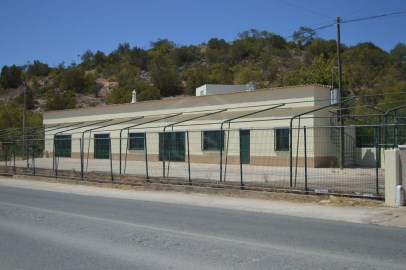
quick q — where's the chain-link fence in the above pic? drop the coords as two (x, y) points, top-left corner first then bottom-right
(1, 125), (396, 198)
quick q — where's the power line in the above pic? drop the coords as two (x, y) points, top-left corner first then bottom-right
(341, 99), (406, 111)
(283, 22), (335, 40)
(283, 10), (405, 41)
(343, 0), (383, 20)
(276, 0), (334, 20)
(342, 11), (406, 24)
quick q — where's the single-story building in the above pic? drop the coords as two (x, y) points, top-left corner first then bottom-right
(43, 84), (370, 168)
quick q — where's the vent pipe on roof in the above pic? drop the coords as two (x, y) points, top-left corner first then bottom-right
(131, 90), (137, 103)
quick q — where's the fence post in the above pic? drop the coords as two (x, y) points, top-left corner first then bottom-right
(394, 112), (398, 147)
(163, 132), (166, 178)
(119, 132), (122, 175)
(80, 138), (84, 180)
(375, 126), (380, 195)
(304, 126), (308, 191)
(53, 139), (58, 178)
(109, 138), (113, 182)
(294, 118), (301, 187)
(220, 130), (223, 182)
(55, 157), (58, 179)
(26, 138), (29, 169)
(32, 140), (36, 175)
(289, 127), (293, 187)
(13, 141), (16, 173)
(144, 132), (149, 180)
(53, 137), (55, 170)
(187, 131), (191, 184)
(4, 143), (7, 167)
(239, 130), (244, 187)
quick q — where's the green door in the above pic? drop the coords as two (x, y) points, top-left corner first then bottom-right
(55, 135), (72, 157)
(94, 134), (110, 159)
(240, 130), (250, 164)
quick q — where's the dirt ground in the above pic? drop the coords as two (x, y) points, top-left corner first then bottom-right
(8, 174), (384, 208)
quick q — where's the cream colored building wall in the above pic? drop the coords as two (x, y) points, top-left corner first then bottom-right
(44, 85), (335, 160)
(355, 148), (385, 167)
(97, 116), (316, 158)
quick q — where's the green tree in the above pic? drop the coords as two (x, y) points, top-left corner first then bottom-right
(129, 47), (148, 70)
(208, 63), (234, 84)
(83, 72), (102, 96)
(185, 66), (211, 94)
(260, 51), (283, 83)
(267, 34), (287, 49)
(304, 38), (337, 64)
(173, 45), (201, 66)
(206, 38), (231, 64)
(390, 42), (406, 63)
(107, 81), (160, 104)
(133, 81), (160, 102)
(137, 86), (161, 101)
(0, 102), (42, 129)
(149, 39), (176, 56)
(148, 57), (181, 97)
(93, 51), (107, 66)
(343, 42), (390, 91)
(57, 67), (86, 93)
(293, 26), (316, 46)
(106, 87), (130, 104)
(27, 60), (50, 77)
(234, 66), (263, 84)
(80, 50), (95, 70)
(0, 102), (23, 128)
(14, 87), (37, 110)
(45, 90), (76, 111)
(299, 55), (334, 85)
(1, 65), (23, 89)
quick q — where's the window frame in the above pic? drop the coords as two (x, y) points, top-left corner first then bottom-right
(159, 132), (185, 162)
(202, 130), (224, 151)
(128, 132), (145, 150)
(274, 128), (290, 151)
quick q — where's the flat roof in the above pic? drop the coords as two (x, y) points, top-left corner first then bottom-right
(43, 84), (331, 116)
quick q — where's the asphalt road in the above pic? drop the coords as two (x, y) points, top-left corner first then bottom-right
(0, 185), (405, 270)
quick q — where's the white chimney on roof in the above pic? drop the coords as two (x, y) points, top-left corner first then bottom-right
(131, 90), (137, 103)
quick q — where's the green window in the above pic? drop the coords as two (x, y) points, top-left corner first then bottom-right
(129, 133), (145, 150)
(94, 134), (110, 159)
(159, 132), (185, 162)
(275, 128), (289, 151)
(202, 130), (224, 151)
(54, 135), (72, 157)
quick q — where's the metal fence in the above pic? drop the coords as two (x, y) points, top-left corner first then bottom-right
(1, 124), (400, 199)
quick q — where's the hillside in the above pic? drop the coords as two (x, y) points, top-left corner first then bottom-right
(0, 28), (405, 129)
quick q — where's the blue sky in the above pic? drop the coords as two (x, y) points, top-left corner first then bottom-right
(0, 0), (405, 68)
